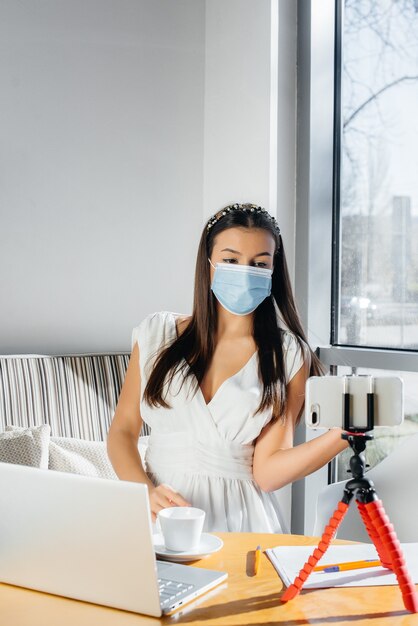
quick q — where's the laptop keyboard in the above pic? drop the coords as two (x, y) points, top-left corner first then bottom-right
(158, 577), (195, 608)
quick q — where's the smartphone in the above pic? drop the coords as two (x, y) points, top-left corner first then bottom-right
(305, 375), (404, 430)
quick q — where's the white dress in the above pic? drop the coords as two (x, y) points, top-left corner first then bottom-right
(131, 310), (305, 533)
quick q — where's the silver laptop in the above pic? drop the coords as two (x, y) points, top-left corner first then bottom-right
(0, 462), (227, 616)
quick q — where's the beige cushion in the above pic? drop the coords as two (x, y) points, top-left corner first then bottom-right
(1, 425), (50, 469)
(0, 425), (149, 480)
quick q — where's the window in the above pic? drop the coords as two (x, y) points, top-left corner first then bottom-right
(336, 0), (418, 350)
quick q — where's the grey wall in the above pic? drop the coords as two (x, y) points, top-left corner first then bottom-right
(1, 0), (297, 355)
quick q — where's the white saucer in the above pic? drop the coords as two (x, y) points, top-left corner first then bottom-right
(153, 533), (224, 562)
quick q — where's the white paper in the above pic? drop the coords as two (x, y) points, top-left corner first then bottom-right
(266, 543), (418, 588)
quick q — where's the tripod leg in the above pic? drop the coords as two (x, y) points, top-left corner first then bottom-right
(357, 501), (392, 569)
(280, 501), (349, 602)
(364, 499), (418, 613)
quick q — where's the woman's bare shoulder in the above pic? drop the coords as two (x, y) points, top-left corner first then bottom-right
(175, 314), (192, 338)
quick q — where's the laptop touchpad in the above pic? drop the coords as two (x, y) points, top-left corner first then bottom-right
(156, 561), (176, 574)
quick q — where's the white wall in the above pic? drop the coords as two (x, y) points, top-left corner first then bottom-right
(0, 0), (297, 354)
(0, 0), (205, 353)
(203, 0), (272, 215)
(203, 0), (297, 280)
(276, 0), (297, 282)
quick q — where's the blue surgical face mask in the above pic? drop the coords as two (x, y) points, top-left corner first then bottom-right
(208, 258), (273, 316)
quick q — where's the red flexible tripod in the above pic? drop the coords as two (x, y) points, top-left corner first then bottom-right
(281, 378), (418, 613)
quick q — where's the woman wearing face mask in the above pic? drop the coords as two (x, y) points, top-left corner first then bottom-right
(107, 203), (348, 532)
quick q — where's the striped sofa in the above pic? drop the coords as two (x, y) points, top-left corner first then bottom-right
(0, 353), (150, 477)
(0, 353), (150, 440)
(1, 354), (292, 531)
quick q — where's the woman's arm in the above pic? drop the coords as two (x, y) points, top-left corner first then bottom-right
(107, 341), (190, 520)
(107, 342), (153, 486)
(252, 361), (349, 492)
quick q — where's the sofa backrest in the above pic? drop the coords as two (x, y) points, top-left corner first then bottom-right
(0, 354), (150, 441)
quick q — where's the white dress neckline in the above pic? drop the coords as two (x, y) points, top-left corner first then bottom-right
(168, 311), (258, 408)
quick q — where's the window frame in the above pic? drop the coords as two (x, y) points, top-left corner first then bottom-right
(331, 0), (418, 358)
(329, 0), (418, 366)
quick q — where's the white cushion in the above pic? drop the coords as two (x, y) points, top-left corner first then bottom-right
(48, 435), (149, 479)
(49, 437), (118, 479)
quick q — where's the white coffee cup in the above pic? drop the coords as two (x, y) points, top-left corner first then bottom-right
(158, 507), (205, 552)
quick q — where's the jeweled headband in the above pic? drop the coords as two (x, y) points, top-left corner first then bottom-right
(206, 203), (281, 234)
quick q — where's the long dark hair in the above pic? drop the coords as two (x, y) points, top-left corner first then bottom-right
(143, 204), (323, 422)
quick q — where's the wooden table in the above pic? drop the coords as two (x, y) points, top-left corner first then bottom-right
(1, 532), (417, 626)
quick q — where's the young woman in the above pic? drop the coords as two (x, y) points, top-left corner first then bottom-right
(107, 203), (348, 532)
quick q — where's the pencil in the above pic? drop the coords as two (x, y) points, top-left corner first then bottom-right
(254, 545), (262, 575)
(313, 559), (381, 573)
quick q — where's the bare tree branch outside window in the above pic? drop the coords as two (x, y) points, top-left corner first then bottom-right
(339, 0), (418, 350)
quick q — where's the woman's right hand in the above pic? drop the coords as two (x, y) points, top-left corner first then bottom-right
(149, 483), (191, 522)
